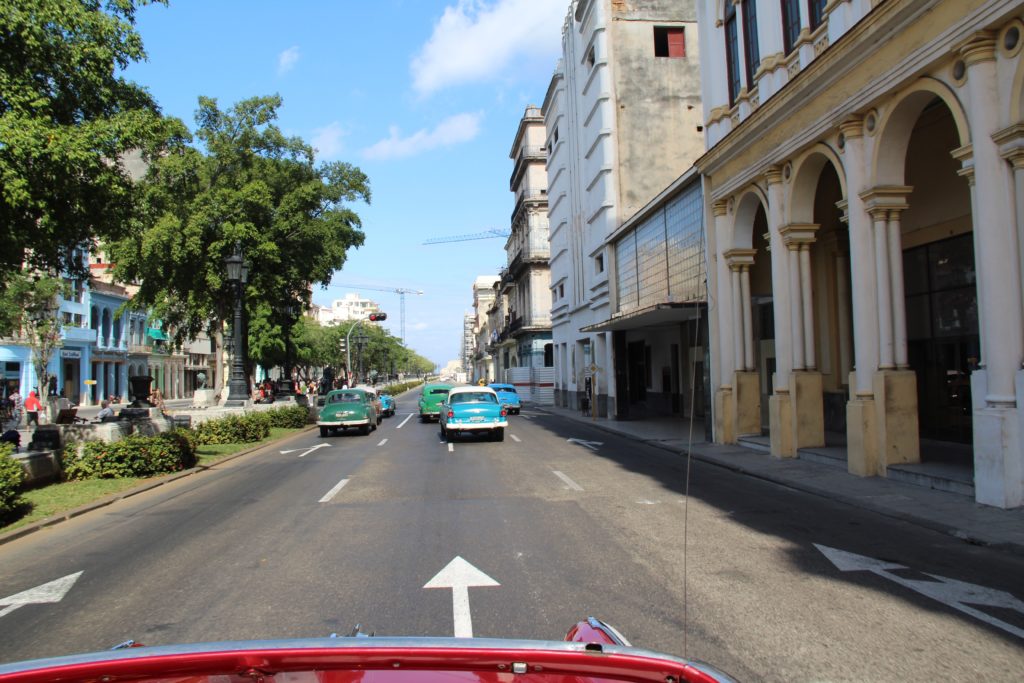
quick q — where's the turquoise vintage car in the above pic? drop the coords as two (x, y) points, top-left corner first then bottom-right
(489, 383), (522, 415)
(317, 388), (378, 436)
(379, 392), (396, 417)
(439, 385), (508, 442)
(418, 382), (453, 422)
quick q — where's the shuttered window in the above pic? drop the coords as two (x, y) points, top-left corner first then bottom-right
(654, 27), (685, 58)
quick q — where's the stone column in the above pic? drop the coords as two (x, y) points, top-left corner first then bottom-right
(731, 265), (744, 372)
(741, 264), (755, 372)
(800, 243), (815, 369)
(713, 199), (737, 443)
(725, 249), (759, 438)
(870, 208), (894, 369)
(766, 166), (794, 455)
(888, 209), (909, 368)
(960, 32), (1024, 508)
(788, 244), (805, 371)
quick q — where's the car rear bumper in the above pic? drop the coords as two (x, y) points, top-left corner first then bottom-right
(318, 419), (370, 427)
(444, 420), (508, 431)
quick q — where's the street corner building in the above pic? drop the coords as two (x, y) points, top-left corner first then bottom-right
(696, 0), (1024, 508)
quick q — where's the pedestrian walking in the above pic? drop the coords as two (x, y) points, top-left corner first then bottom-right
(6, 388), (20, 428)
(23, 390), (42, 427)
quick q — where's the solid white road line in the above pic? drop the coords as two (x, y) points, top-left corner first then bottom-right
(377, 438), (388, 446)
(397, 413), (414, 429)
(552, 470), (583, 491)
(319, 478), (350, 503)
(510, 434), (521, 443)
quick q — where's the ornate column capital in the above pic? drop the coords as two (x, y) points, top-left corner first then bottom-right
(838, 115), (865, 139)
(994, 124), (1024, 169)
(780, 223), (819, 247)
(765, 165), (785, 185)
(956, 30), (997, 66)
(712, 199), (729, 217)
(860, 185), (912, 214)
(723, 248), (757, 270)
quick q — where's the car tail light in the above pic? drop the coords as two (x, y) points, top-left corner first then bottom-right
(447, 410), (454, 418)
(500, 408), (507, 417)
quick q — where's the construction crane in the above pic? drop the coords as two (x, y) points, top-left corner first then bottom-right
(422, 228), (510, 245)
(329, 283), (423, 344)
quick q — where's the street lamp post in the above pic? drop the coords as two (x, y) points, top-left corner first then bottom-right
(281, 302), (297, 394)
(354, 333), (369, 385)
(224, 242), (250, 405)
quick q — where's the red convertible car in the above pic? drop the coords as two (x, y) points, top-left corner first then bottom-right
(0, 618), (737, 682)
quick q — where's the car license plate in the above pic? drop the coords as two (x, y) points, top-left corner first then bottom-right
(469, 416), (484, 422)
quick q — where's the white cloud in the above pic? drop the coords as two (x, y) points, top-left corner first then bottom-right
(277, 46), (300, 75)
(411, 0), (565, 96)
(361, 111), (484, 160)
(312, 121), (347, 160)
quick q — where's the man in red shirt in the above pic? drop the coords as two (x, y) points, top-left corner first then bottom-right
(23, 390), (42, 427)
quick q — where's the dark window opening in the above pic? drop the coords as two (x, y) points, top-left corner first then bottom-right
(781, 0), (801, 53)
(724, 3), (741, 105)
(741, 0), (760, 85)
(654, 27), (685, 58)
(808, 0), (826, 31)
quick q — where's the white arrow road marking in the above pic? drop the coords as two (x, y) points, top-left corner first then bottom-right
(815, 544), (1024, 639)
(553, 470), (583, 491)
(319, 478), (350, 503)
(282, 443), (330, 458)
(397, 413), (413, 429)
(0, 572), (83, 619)
(424, 556), (500, 638)
(510, 434), (521, 443)
(377, 438), (388, 446)
(567, 438), (603, 451)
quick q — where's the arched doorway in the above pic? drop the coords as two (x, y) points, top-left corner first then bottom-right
(901, 98), (977, 447)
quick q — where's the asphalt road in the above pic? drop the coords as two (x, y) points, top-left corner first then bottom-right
(1, 390), (1022, 681)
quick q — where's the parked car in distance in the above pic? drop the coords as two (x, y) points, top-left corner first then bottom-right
(379, 392), (396, 417)
(439, 385), (508, 442)
(355, 385), (384, 425)
(317, 388), (378, 436)
(418, 383), (453, 422)
(489, 383), (521, 415)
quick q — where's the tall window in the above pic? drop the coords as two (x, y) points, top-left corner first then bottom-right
(724, 2), (741, 105)
(808, 0), (826, 30)
(781, 0), (801, 53)
(741, 0), (760, 87)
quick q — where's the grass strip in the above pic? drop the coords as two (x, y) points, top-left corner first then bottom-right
(2, 426), (306, 535)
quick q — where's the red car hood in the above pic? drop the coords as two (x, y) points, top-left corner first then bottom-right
(0, 637), (737, 683)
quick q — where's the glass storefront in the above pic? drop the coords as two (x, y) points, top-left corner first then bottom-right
(904, 233), (979, 444)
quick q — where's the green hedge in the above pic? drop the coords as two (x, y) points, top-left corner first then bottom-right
(63, 430), (197, 481)
(193, 412), (271, 445)
(0, 443), (26, 517)
(265, 405), (309, 429)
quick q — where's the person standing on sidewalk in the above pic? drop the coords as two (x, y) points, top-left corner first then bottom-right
(23, 390), (41, 427)
(7, 388), (20, 428)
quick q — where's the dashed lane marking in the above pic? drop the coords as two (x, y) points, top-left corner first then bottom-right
(552, 470), (583, 491)
(448, 443), (454, 453)
(397, 413), (414, 428)
(319, 478), (350, 503)
(377, 438), (388, 446)
(510, 434), (521, 443)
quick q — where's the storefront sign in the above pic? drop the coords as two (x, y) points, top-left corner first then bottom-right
(84, 379), (97, 386)
(60, 349), (82, 359)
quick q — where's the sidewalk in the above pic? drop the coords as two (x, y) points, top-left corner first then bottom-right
(534, 404), (1024, 556)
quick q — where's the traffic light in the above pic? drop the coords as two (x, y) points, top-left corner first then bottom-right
(369, 312), (387, 321)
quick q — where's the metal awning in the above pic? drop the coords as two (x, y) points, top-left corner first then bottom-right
(579, 302), (704, 333)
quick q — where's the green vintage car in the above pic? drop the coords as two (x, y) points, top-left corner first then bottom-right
(318, 388), (378, 436)
(418, 382), (453, 422)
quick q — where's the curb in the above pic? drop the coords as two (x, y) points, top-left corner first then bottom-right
(531, 406), (1024, 558)
(0, 425), (316, 547)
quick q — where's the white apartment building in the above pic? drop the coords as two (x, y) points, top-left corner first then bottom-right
(544, 0), (705, 417)
(316, 293), (381, 326)
(697, 0), (1024, 508)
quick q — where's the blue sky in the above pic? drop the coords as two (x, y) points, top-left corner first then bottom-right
(124, 0), (567, 368)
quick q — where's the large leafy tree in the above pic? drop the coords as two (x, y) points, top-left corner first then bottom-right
(0, 0), (183, 292)
(0, 274), (65, 402)
(109, 95), (371, 353)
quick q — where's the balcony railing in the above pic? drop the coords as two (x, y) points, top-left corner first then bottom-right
(63, 327), (97, 344)
(509, 145), (546, 190)
(510, 189), (548, 223)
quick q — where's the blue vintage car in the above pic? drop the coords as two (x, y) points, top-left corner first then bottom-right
(439, 386), (508, 442)
(489, 383), (521, 415)
(379, 392), (396, 417)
